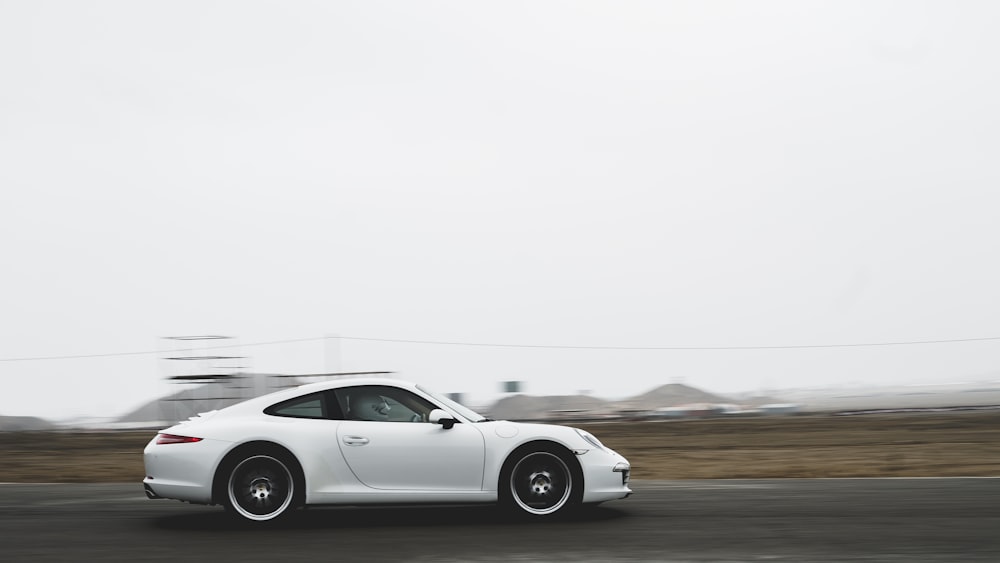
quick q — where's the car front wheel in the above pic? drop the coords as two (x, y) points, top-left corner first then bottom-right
(502, 446), (579, 517)
(226, 454), (296, 522)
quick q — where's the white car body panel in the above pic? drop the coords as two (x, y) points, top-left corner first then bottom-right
(143, 377), (631, 516)
(336, 420), (486, 490)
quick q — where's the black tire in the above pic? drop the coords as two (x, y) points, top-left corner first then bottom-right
(222, 449), (300, 522)
(500, 443), (582, 518)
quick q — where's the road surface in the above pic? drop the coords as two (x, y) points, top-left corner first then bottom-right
(1, 479), (997, 562)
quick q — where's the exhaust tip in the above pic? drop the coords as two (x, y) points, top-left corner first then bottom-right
(144, 483), (162, 499)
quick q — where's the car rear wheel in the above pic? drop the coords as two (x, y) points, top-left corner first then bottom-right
(502, 446), (579, 517)
(226, 454), (296, 522)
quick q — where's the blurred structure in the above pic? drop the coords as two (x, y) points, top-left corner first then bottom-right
(160, 336), (247, 422)
(501, 381), (523, 393)
(486, 382), (802, 422)
(758, 403), (801, 415)
(489, 393), (610, 422)
(120, 367), (395, 427)
(120, 372), (294, 426)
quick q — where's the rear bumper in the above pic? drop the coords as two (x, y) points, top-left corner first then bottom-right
(143, 435), (232, 504)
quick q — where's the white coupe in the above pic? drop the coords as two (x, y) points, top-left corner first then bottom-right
(143, 377), (631, 522)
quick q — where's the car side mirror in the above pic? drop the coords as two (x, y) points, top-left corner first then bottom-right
(428, 408), (457, 429)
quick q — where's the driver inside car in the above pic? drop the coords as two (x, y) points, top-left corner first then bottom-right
(349, 392), (391, 421)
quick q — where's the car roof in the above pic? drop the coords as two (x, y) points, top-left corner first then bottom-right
(293, 376), (419, 393)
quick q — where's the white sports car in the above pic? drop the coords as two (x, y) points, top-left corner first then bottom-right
(143, 377), (631, 522)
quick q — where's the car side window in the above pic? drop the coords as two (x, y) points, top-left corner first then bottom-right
(335, 385), (439, 423)
(264, 391), (343, 420)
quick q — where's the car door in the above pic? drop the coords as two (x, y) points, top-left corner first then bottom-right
(334, 385), (486, 491)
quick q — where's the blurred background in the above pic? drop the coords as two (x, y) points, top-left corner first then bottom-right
(2, 0), (1000, 426)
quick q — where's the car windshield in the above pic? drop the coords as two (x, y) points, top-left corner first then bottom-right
(417, 385), (490, 422)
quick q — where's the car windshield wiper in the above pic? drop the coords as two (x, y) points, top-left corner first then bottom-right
(476, 417), (494, 422)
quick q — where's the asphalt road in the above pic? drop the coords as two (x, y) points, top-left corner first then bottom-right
(0, 479), (997, 562)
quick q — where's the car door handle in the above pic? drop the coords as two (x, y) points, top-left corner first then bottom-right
(343, 436), (370, 446)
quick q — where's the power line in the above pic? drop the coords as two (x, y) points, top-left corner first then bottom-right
(2, 334), (1000, 363)
(332, 335), (1000, 350)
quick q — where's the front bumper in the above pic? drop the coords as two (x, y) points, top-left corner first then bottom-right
(577, 448), (632, 504)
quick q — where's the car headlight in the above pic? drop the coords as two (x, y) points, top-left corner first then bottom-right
(574, 428), (607, 451)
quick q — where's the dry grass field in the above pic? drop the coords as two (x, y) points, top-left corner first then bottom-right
(579, 411), (1000, 479)
(1, 411), (998, 483)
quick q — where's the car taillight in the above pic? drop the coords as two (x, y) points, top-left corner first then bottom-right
(156, 433), (203, 445)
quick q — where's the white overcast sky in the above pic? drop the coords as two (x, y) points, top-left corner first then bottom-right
(2, 1), (999, 419)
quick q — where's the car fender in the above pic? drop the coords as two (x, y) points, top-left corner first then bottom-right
(478, 422), (590, 492)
